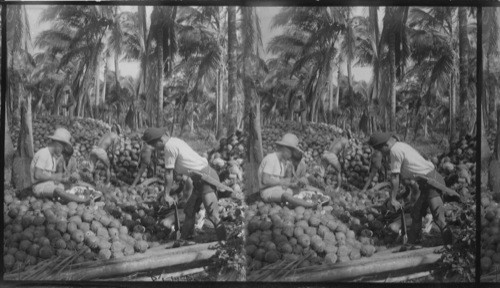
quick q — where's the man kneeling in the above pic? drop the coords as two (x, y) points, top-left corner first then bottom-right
(258, 133), (320, 209)
(30, 128), (89, 204)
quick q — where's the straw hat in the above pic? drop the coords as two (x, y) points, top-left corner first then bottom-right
(276, 133), (304, 154)
(48, 128), (72, 147)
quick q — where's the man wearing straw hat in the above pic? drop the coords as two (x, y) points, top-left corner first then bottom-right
(367, 132), (456, 246)
(258, 133), (320, 209)
(31, 128), (88, 203)
(139, 127), (232, 246)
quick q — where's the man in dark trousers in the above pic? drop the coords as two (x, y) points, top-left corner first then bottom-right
(367, 132), (453, 246)
(140, 127), (228, 246)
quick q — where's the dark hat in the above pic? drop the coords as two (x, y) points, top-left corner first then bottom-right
(142, 127), (166, 144)
(367, 132), (393, 148)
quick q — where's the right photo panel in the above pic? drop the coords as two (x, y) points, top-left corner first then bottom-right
(481, 7), (500, 283)
(244, 6), (478, 282)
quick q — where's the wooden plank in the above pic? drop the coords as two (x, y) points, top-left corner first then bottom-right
(68, 241), (218, 271)
(57, 249), (216, 280)
(371, 271), (431, 283)
(281, 252), (441, 282)
(300, 246), (442, 270)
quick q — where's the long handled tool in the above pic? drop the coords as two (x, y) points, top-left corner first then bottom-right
(173, 201), (181, 240)
(400, 199), (408, 245)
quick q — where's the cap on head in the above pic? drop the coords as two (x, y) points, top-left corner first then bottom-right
(367, 132), (393, 149)
(276, 133), (304, 155)
(48, 128), (72, 148)
(142, 127), (166, 145)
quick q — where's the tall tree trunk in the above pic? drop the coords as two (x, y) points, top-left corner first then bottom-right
(345, 9), (353, 103)
(95, 61), (100, 113)
(157, 30), (164, 128)
(450, 73), (457, 143)
(102, 59), (107, 106)
(369, 7), (380, 135)
(12, 92), (34, 190)
(139, 6), (148, 90)
(227, 6), (238, 136)
(328, 57), (336, 123)
(5, 114), (15, 187)
(114, 51), (120, 92)
(458, 7), (469, 136)
(449, 16), (457, 143)
(242, 7), (263, 196)
(216, 69), (224, 140)
(389, 31), (397, 132)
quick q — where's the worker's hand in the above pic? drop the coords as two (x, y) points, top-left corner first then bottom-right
(61, 175), (71, 184)
(297, 178), (308, 188)
(160, 194), (176, 208)
(389, 199), (402, 211)
(70, 172), (80, 183)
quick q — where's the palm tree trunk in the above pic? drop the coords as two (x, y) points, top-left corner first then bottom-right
(95, 61), (100, 112)
(139, 6), (148, 90)
(328, 57), (336, 123)
(346, 9), (354, 102)
(389, 31), (397, 132)
(242, 7), (263, 196)
(102, 59), (107, 106)
(114, 51), (120, 92)
(227, 6), (238, 136)
(458, 7), (469, 136)
(449, 16), (457, 143)
(157, 31), (164, 127)
(369, 7), (380, 135)
(216, 70), (220, 133)
(5, 114), (15, 186)
(13, 86), (34, 190)
(216, 68), (224, 140)
(450, 72), (457, 142)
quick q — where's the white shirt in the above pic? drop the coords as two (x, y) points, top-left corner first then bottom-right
(258, 152), (287, 190)
(163, 137), (208, 175)
(31, 147), (59, 184)
(389, 142), (435, 179)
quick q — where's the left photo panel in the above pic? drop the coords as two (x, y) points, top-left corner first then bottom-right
(3, 5), (246, 281)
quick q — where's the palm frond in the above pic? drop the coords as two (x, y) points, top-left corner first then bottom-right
(195, 48), (221, 91)
(267, 35), (305, 56)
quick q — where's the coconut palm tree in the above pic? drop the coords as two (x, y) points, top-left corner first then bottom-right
(148, 6), (178, 128)
(482, 8), (500, 131)
(242, 6), (264, 195)
(36, 6), (114, 118)
(7, 5), (36, 189)
(268, 7), (345, 124)
(380, 7), (409, 131)
(406, 7), (456, 140)
(227, 6), (238, 136)
(175, 6), (228, 138)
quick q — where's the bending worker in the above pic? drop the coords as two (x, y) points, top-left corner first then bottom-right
(89, 124), (121, 184)
(321, 131), (352, 192)
(140, 127), (227, 245)
(367, 132), (453, 246)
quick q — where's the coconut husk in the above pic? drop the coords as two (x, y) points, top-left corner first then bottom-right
(247, 254), (312, 282)
(4, 249), (86, 281)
